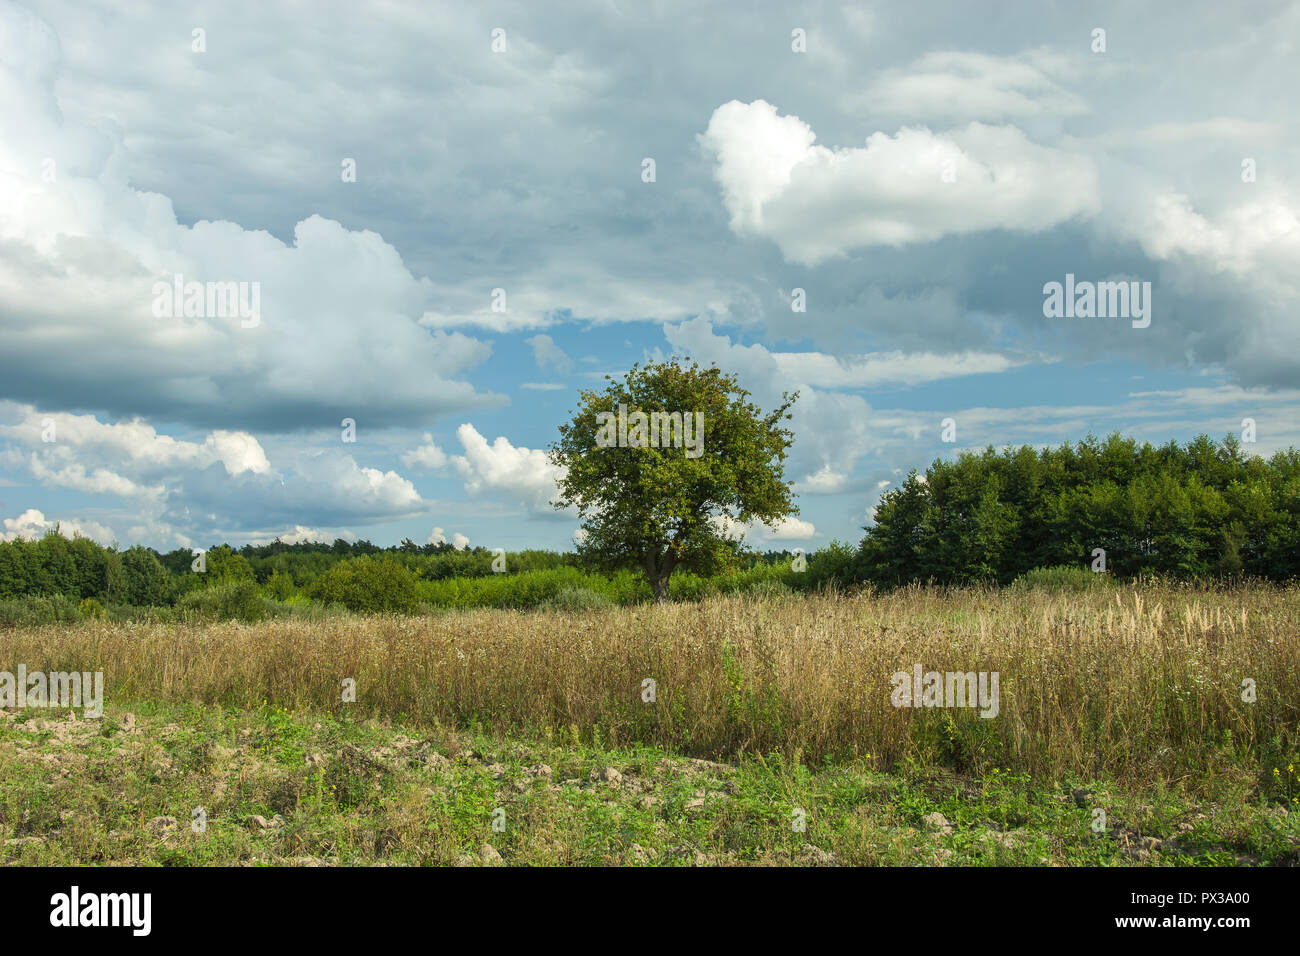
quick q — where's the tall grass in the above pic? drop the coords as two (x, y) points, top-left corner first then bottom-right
(2, 583), (1296, 789)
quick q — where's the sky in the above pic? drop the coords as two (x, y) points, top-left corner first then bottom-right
(1, 0), (1297, 553)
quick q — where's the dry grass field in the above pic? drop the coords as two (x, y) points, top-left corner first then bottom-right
(3, 584), (1299, 865)
(5, 583), (1298, 778)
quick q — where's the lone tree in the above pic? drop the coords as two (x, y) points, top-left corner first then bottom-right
(550, 359), (798, 602)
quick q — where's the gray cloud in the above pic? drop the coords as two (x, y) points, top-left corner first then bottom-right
(2, 0), (1297, 548)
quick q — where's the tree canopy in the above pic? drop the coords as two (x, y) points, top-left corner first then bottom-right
(856, 433), (1300, 586)
(550, 359), (798, 600)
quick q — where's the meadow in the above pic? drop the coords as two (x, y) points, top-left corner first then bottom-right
(2, 581), (1298, 865)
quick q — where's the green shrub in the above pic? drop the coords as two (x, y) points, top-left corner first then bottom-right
(263, 570), (299, 602)
(176, 579), (266, 622)
(419, 549), (495, 580)
(806, 540), (861, 590)
(202, 545), (256, 582)
(258, 599), (294, 619)
(744, 578), (793, 598)
(119, 545), (174, 605)
(310, 556), (420, 614)
(666, 572), (717, 602)
(541, 586), (615, 611)
(0, 594), (83, 628)
(1011, 565), (1111, 592)
(79, 597), (106, 619)
(417, 566), (642, 610)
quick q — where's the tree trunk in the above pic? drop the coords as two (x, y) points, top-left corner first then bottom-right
(645, 545), (677, 603)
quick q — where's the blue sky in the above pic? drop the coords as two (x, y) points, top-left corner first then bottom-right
(1, 0), (1297, 552)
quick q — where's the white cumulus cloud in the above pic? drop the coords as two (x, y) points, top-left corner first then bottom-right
(451, 424), (566, 514)
(699, 99), (1100, 264)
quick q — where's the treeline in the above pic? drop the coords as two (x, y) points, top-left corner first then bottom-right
(0, 536), (579, 610)
(857, 433), (1300, 586)
(0, 525), (856, 624)
(1, 433), (1294, 624)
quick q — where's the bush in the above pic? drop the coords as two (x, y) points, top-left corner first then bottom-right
(1011, 565), (1111, 592)
(263, 570), (298, 602)
(0, 594), (83, 628)
(744, 578), (793, 599)
(79, 597), (107, 619)
(310, 556), (420, 614)
(589, 569), (648, 605)
(417, 566), (642, 610)
(662, 572), (713, 602)
(119, 546), (174, 606)
(176, 579), (266, 622)
(202, 545), (256, 582)
(541, 586), (615, 611)
(419, 549), (495, 580)
(806, 540), (861, 590)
